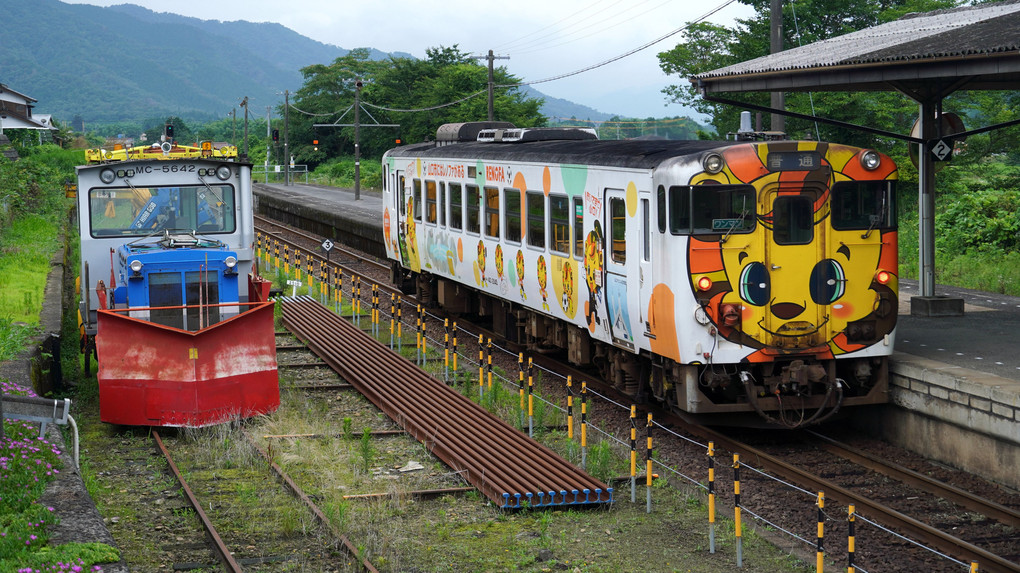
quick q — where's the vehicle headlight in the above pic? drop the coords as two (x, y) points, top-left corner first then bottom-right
(703, 153), (724, 174)
(99, 168), (116, 184)
(216, 165), (232, 180)
(860, 150), (882, 171)
(224, 256), (237, 269)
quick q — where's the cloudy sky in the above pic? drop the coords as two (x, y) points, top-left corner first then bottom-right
(64, 0), (754, 119)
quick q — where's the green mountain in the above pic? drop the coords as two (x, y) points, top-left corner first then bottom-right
(0, 0), (645, 128)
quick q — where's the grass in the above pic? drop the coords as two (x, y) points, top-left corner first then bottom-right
(0, 215), (60, 325)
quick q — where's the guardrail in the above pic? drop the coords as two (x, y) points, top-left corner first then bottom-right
(1, 394), (79, 468)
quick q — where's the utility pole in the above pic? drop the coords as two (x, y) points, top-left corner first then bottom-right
(239, 96), (249, 160)
(770, 0), (785, 133)
(354, 80), (361, 200)
(266, 106), (272, 171)
(284, 90), (290, 186)
(472, 50), (509, 121)
(230, 109), (236, 147)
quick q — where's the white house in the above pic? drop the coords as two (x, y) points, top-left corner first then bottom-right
(0, 83), (56, 134)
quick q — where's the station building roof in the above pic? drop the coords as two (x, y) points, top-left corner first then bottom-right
(692, 0), (1020, 94)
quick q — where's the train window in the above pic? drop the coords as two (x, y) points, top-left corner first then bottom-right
(148, 272), (184, 329)
(526, 191), (545, 249)
(88, 185), (236, 237)
(505, 189), (522, 244)
(772, 196), (813, 245)
(642, 198), (650, 262)
(398, 174), (407, 215)
(467, 184), (481, 234)
(413, 179), (423, 222)
(449, 183), (464, 231)
(610, 196), (626, 264)
(485, 186), (500, 238)
(550, 194), (569, 255)
(185, 271), (220, 330)
(657, 185), (666, 233)
(573, 196), (584, 259)
(831, 181), (896, 231)
(439, 182), (446, 227)
(425, 181), (438, 224)
(668, 185), (755, 235)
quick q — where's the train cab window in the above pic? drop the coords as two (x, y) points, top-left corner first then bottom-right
(657, 185), (666, 233)
(669, 185), (755, 235)
(550, 194), (569, 255)
(467, 184), (481, 234)
(610, 196), (626, 264)
(526, 191), (545, 249)
(185, 271), (220, 330)
(425, 180), (438, 224)
(505, 189), (522, 244)
(449, 183), (464, 231)
(88, 184), (236, 237)
(573, 196), (584, 259)
(772, 195), (813, 245)
(831, 181), (896, 231)
(484, 186), (500, 238)
(148, 272), (184, 329)
(413, 179), (423, 222)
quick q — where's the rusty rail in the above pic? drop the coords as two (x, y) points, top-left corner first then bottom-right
(280, 295), (612, 508)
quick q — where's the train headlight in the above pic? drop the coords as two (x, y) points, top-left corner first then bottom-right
(129, 259), (143, 277)
(860, 150), (882, 171)
(99, 168), (116, 184)
(224, 255), (238, 275)
(703, 153), (724, 174)
(216, 165), (232, 180)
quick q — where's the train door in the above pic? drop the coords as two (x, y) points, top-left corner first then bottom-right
(636, 190), (654, 349)
(603, 187), (637, 350)
(763, 184), (828, 348)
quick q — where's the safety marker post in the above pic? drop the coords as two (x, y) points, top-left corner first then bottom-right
(630, 405), (637, 503)
(373, 285), (380, 337)
(337, 269), (343, 313)
(273, 239), (279, 272)
(527, 357), (534, 437)
(443, 319), (450, 383)
(581, 382), (588, 470)
(645, 412), (653, 513)
(306, 254), (314, 293)
(452, 322), (458, 377)
(518, 353), (525, 428)
(389, 293), (396, 349)
(566, 376), (574, 440)
(319, 260), (327, 304)
(817, 492), (825, 573)
(283, 244), (290, 274)
(416, 304), (423, 365)
(708, 441), (716, 553)
(396, 303), (402, 353)
(419, 305), (426, 363)
(734, 454), (743, 568)
(295, 250), (302, 281)
(847, 505), (855, 573)
(355, 276), (362, 327)
(477, 334), (485, 397)
(486, 338), (493, 391)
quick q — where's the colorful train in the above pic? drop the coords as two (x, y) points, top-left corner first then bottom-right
(77, 138), (279, 427)
(382, 121), (898, 427)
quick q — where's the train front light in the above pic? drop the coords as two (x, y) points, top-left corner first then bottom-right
(224, 256), (238, 275)
(129, 259), (143, 278)
(216, 165), (232, 180)
(860, 150), (882, 171)
(99, 168), (116, 184)
(703, 153), (724, 174)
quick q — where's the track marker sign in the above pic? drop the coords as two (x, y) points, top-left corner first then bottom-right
(930, 139), (954, 161)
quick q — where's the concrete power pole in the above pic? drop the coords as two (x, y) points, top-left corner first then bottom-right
(770, 0), (785, 133)
(354, 80), (361, 200)
(473, 50), (509, 121)
(284, 90), (290, 186)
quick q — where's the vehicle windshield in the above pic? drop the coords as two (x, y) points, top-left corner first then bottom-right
(88, 184), (236, 237)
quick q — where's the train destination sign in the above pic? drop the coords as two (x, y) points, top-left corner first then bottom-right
(766, 151), (821, 171)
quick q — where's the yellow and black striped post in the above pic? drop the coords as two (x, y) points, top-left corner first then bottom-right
(373, 284), (380, 337)
(419, 304), (426, 361)
(518, 353), (525, 428)
(294, 250), (302, 281)
(306, 253), (314, 293)
(486, 338), (494, 390)
(847, 505), (855, 573)
(734, 453), (743, 567)
(443, 318), (450, 382)
(527, 357), (534, 437)
(478, 334), (485, 399)
(645, 412), (653, 513)
(452, 321), (458, 374)
(416, 304), (423, 365)
(319, 260), (327, 303)
(566, 376), (574, 440)
(817, 492), (825, 573)
(273, 239), (279, 271)
(971, 563), (979, 573)
(283, 244), (290, 274)
(630, 405), (638, 503)
(389, 293), (396, 349)
(396, 301), (402, 352)
(708, 441), (716, 553)
(355, 276), (363, 326)
(581, 382), (588, 470)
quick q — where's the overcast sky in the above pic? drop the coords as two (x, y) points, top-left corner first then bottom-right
(64, 0), (754, 119)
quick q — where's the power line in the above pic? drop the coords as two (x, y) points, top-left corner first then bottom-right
(493, 0), (629, 53)
(511, 0), (676, 57)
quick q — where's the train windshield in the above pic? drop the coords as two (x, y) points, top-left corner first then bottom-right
(830, 181), (897, 231)
(669, 185), (756, 235)
(88, 184), (236, 237)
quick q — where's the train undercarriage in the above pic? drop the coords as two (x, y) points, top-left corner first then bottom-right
(398, 268), (888, 428)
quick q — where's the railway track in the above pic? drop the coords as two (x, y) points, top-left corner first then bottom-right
(255, 212), (1020, 572)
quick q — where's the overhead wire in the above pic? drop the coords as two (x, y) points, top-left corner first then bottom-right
(492, 0), (620, 53)
(511, 0), (677, 57)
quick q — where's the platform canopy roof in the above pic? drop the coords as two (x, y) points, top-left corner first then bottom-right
(692, 0), (1020, 98)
